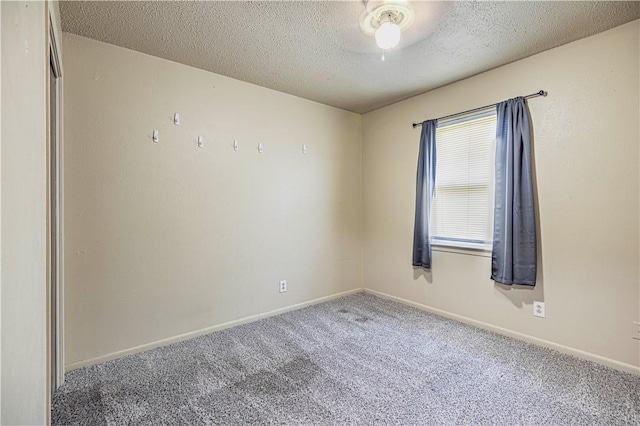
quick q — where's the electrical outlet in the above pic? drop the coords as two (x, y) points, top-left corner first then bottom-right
(533, 301), (545, 318)
(633, 321), (640, 341)
(279, 280), (287, 293)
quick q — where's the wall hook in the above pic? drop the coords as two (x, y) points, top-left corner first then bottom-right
(153, 130), (159, 143)
(174, 113), (180, 125)
(302, 144), (308, 154)
(198, 136), (203, 148)
(233, 140), (239, 151)
(257, 142), (264, 153)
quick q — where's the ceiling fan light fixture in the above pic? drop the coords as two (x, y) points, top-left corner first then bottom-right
(359, 2), (415, 59)
(375, 19), (401, 50)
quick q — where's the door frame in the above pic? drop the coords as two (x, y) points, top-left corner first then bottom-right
(47, 5), (64, 392)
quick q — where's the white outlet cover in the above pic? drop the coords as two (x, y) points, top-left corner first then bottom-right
(279, 280), (287, 293)
(533, 301), (545, 318)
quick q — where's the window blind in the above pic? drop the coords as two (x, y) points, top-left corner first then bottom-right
(432, 110), (496, 246)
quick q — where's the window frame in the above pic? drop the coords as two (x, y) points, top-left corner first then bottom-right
(430, 108), (497, 255)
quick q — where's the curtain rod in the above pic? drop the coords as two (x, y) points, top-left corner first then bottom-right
(411, 90), (547, 128)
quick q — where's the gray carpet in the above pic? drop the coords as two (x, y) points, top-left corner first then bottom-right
(53, 292), (640, 425)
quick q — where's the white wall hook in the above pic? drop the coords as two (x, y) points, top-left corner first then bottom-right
(198, 136), (203, 148)
(257, 142), (263, 153)
(153, 130), (159, 143)
(302, 144), (308, 154)
(174, 113), (180, 125)
(233, 139), (239, 151)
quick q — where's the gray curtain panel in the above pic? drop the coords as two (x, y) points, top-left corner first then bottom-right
(412, 119), (437, 269)
(492, 97), (537, 286)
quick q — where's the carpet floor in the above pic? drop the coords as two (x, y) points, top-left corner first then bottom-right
(52, 292), (640, 425)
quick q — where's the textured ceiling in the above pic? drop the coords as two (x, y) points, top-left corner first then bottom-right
(60, 1), (640, 113)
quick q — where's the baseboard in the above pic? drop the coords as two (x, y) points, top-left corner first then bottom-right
(364, 289), (640, 376)
(66, 287), (640, 376)
(65, 288), (365, 372)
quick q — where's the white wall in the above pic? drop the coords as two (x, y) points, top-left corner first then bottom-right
(62, 33), (363, 368)
(1, 1), (49, 424)
(363, 20), (640, 372)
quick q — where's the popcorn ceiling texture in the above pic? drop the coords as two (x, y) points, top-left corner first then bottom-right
(59, 1), (640, 113)
(52, 293), (640, 425)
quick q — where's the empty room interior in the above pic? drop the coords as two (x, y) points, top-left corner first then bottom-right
(2, 0), (640, 424)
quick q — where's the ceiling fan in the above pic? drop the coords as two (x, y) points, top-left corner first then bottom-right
(359, 0), (416, 60)
(359, 0), (450, 61)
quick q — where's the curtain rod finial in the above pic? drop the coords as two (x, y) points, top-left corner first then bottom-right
(539, 90), (547, 97)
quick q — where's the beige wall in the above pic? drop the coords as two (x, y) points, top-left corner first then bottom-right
(363, 21), (640, 371)
(62, 33), (363, 367)
(1, 1), (50, 424)
(64, 21), (638, 374)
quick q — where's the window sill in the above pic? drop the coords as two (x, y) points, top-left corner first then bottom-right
(431, 240), (492, 258)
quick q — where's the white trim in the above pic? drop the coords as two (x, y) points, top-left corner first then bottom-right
(364, 289), (640, 376)
(54, 60), (65, 390)
(432, 239), (490, 251)
(0, 3), (3, 421)
(65, 287), (640, 376)
(48, 7), (64, 391)
(431, 240), (491, 257)
(65, 288), (365, 372)
(432, 246), (491, 258)
(57, 74), (65, 388)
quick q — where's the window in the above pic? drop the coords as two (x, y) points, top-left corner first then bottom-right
(431, 109), (496, 251)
